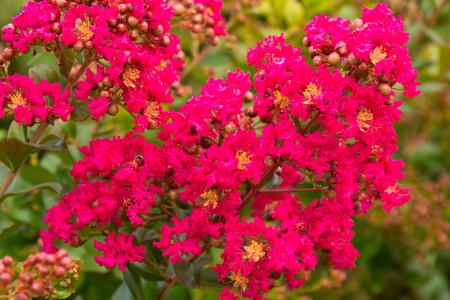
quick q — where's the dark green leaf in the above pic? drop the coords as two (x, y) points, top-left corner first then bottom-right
(127, 263), (165, 282)
(27, 134), (67, 152)
(123, 266), (144, 300)
(0, 138), (34, 170)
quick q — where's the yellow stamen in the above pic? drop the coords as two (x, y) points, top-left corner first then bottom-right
(8, 91), (27, 111)
(243, 240), (265, 263)
(357, 108), (373, 132)
(200, 189), (219, 209)
(74, 18), (94, 42)
(143, 102), (160, 129)
(273, 90), (290, 110)
(370, 46), (387, 65)
(123, 198), (132, 209)
(303, 83), (322, 105)
(122, 67), (141, 89)
(384, 185), (398, 194)
(230, 272), (248, 291)
(236, 151), (252, 170)
(371, 145), (383, 155)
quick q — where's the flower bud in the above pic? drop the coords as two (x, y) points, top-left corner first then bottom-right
(379, 83), (391, 96)
(2, 23), (16, 33)
(313, 55), (322, 66)
(347, 53), (357, 65)
(243, 91), (254, 103)
(107, 103), (119, 116)
(129, 30), (139, 41)
(0, 272), (12, 282)
(351, 18), (364, 28)
(224, 123), (237, 133)
(327, 52), (340, 65)
(127, 16), (139, 28)
(302, 36), (311, 47)
(54, 266), (66, 277)
(2, 256), (13, 266)
(173, 4), (185, 15)
(56, 0), (68, 8)
(118, 4), (127, 14)
(264, 156), (275, 168)
(84, 40), (94, 50)
(2, 47), (15, 61)
(117, 23), (127, 33)
(73, 41), (84, 52)
(15, 293), (28, 300)
(138, 21), (149, 33)
(168, 190), (179, 201)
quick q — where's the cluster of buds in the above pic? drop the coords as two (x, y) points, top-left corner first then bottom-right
(169, 0), (225, 45)
(0, 250), (81, 300)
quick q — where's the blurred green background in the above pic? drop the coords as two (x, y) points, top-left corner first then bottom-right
(0, 0), (449, 299)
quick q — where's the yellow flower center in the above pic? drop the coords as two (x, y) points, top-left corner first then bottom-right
(303, 83), (322, 105)
(200, 189), (219, 209)
(273, 90), (290, 110)
(357, 108), (373, 132)
(123, 198), (132, 209)
(8, 91), (27, 111)
(74, 18), (94, 42)
(371, 145), (383, 155)
(384, 185), (398, 194)
(230, 272), (248, 291)
(122, 67), (141, 89)
(370, 46), (387, 65)
(243, 240), (265, 263)
(236, 151), (252, 170)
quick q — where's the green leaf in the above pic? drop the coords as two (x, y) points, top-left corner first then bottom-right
(174, 262), (197, 288)
(111, 283), (133, 300)
(0, 138), (34, 170)
(123, 266), (144, 300)
(127, 262), (165, 282)
(27, 134), (67, 152)
(28, 64), (58, 82)
(71, 101), (91, 122)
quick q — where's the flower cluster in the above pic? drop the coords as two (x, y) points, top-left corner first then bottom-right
(0, 0), (225, 128)
(41, 3), (419, 300)
(169, 0), (226, 45)
(0, 74), (71, 125)
(0, 250), (80, 300)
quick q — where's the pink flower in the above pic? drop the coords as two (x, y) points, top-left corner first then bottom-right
(94, 232), (145, 270)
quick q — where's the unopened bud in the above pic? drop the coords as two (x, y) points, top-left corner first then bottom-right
(168, 190), (179, 201)
(313, 55), (323, 66)
(138, 21), (149, 33)
(327, 52), (340, 65)
(107, 103), (119, 116)
(347, 53), (357, 65)
(73, 41), (84, 52)
(118, 4), (127, 14)
(224, 123), (237, 133)
(117, 23), (127, 33)
(302, 36), (311, 47)
(2, 47), (15, 61)
(264, 156), (275, 168)
(379, 83), (391, 96)
(127, 16), (139, 28)
(351, 18), (364, 28)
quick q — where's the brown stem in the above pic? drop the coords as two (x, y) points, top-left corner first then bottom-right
(0, 122), (48, 198)
(302, 111), (320, 135)
(181, 44), (213, 79)
(239, 163), (281, 210)
(155, 276), (176, 300)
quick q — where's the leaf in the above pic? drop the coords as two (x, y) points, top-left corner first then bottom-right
(123, 266), (144, 300)
(28, 64), (58, 82)
(27, 134), (67, 152)
(127, 262), (165, 282)
(0, 182), (62, 202)
(7, 122), (26, 141)
(174, 262), (197, 288)
(111, 283), (133, 300)
(0, 138), (34, 170)
(71, 101), (91, 122)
